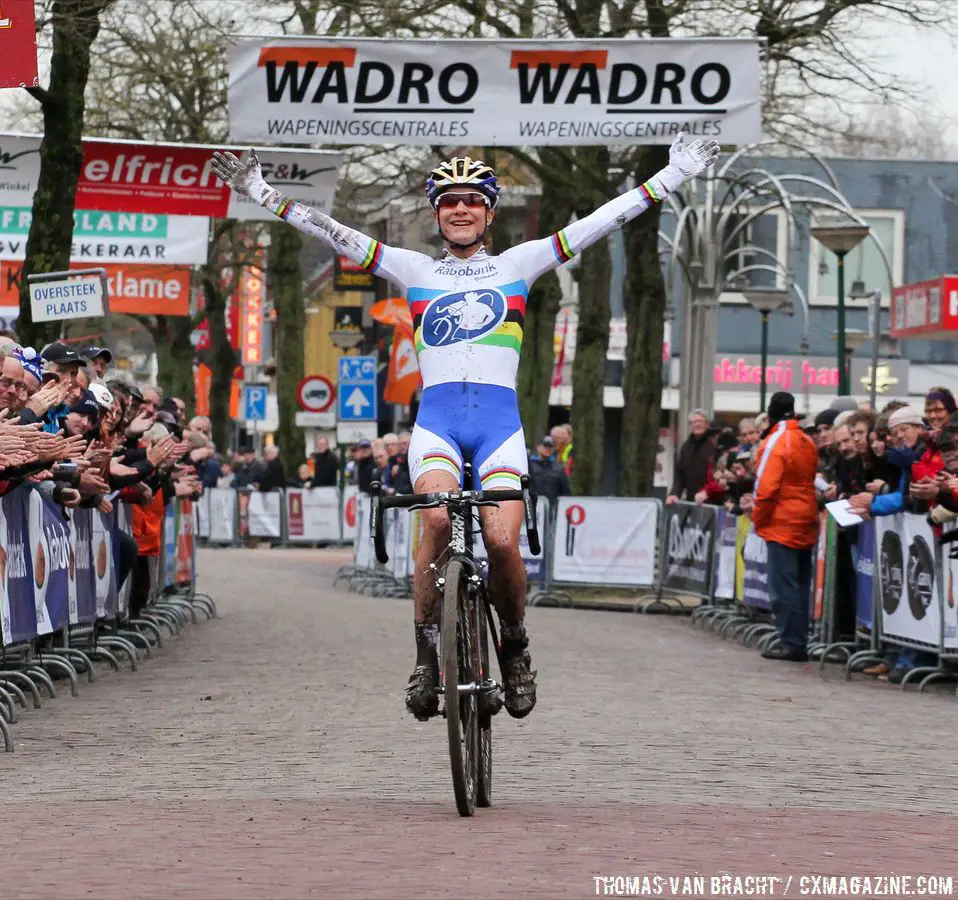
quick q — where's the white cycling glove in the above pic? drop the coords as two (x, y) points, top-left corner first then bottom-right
(652, 133), (721, 196)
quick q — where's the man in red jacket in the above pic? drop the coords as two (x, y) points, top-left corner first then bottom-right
(751, 392), (820, 662)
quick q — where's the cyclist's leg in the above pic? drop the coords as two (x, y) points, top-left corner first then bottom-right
(475, 424), (537, 718)
(404, 422), (464, 719)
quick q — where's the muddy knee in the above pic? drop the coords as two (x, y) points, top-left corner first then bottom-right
(420, 507), (451, 545)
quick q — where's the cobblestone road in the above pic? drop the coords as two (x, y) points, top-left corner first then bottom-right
(2, 548), (956, 899)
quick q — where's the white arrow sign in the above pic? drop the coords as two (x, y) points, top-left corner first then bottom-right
(345, 386), (370, 417)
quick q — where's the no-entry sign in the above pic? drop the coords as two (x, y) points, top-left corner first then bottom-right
(297, 374), (335, 412)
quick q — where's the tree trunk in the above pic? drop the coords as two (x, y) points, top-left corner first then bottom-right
(515, 176), (570, 446)
(18, 0), (112, 347)
(620, 146), (669, 497)
(267, 222), (305, 477)
(569, 146), (612, 497)
(154, 315), (196, 409)
(201, 225), (238, 452)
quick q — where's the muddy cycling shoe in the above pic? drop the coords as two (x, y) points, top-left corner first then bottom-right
(500, 646), (537, 719)
(405, 663), (440, 721)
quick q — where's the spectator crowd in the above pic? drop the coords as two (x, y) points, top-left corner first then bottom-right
(668, 387), (958, 680)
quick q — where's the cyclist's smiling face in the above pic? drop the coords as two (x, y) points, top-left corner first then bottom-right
(435, 190), (493, 250)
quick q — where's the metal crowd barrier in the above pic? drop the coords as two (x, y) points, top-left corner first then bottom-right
(1, 487), (216, 752)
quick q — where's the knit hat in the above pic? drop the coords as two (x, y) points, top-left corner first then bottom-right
(767, 391), (796, 425)
(833, 410), (855, 429)
(814, 408), (840, 429)
(888, 406), (925, 430)
(829, 397), (860, 413)
(926, 389), (957, 413)
(68, 390), (100, 422)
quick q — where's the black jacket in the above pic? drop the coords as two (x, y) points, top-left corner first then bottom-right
(258, 458), (287, 493)
(670, 433), (714, 500)
(310, 450), (339, 487)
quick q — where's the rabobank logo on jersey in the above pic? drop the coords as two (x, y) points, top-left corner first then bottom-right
(421, 288), (507, 347)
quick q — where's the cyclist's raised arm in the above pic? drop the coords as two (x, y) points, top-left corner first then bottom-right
(501, 134), (719, 285)
(211, 150), (427, 290)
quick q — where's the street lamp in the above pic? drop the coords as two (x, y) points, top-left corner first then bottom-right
(743, 287), (791, 412)
(811, 222), (870, 396)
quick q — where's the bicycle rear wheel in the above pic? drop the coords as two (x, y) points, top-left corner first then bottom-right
(442, 559), (478, 817)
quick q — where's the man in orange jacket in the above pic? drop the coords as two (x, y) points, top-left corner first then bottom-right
(751, 392), (820, 662)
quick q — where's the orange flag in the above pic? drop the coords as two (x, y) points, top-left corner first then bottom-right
(383, 323), (420, 405)
(193, 363), (212, 417)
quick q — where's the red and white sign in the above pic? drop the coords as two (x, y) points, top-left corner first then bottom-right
(297, 374), (334, 412)
(891, 275), (958, 340)
(0, 0), (38, 89)
(0, 133), (342, 219)
(0, 261), (191, 316)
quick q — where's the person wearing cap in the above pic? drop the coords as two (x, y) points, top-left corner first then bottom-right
(82, 346), (113, 379)
(352, 438), (375, 493)
(63, 390), (102, 438)
(527, 435), (570, 508)
(750, 391), (819, 662)
(40, 342), (88, 434)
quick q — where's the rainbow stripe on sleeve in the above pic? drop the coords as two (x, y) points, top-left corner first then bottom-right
(275, 197), (297, 221)
(361, 240), (384, 273)
(551, 229), (574, 263)
(637, 180), (663, 204)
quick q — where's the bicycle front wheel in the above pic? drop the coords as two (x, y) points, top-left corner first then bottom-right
(442, 559), (478, 817)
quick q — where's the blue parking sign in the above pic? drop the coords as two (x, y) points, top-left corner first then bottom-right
(243, 385), (268, 422)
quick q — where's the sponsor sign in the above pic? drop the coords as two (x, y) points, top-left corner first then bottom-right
(28, 490), (75, 634)
(876, 513), (939, 648)
(228, 38), (762, 146)
(473, 497), (548, 582)
(238, 258), (265, 366)
(71, 508), (96, 625)
(207, 488), (237, 543)
(660, 502), (716, 597)
(890, 275), (958, 340)
(707, 354), (909, 398)
(247, 490), (282, 539)
(175, 498), (195, 585)
(712, 509), (737, 601)
(855, 517), (875, 632)
(941, 521), (958, 650)
(334, 254), (375, 291)
(0, 486), (35, 645)
(2, 260), (191, 316)
(0, 207), (209, 265)
(740, 519), (770, 610)
(286, 487), (341, 543)
(0, 0), (38, 89)
(29, 274), (104, 323)
(552, 497), (658, 586)
(0, 133), (342, 219)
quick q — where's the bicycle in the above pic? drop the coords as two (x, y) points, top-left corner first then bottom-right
(369, 464), (541, 817)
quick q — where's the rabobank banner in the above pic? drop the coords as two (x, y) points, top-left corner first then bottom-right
(228, 38), (763, 146)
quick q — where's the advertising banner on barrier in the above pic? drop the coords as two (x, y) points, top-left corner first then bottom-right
(552, 497), (657, 586)
(71, 508), (96, 625)
(196, 492), (211, 539)
(247, 491), (282, 539)
(162, 502), (177, 588)
(353, 497), (372, 569)
(342, 486), (359, 543)
(228, 38), (762, 147)
(286, 487), (341, 543)
(876, 513), (939, 647)
(28, 491), (75, 634)
(389, 507), (410, 580)
(855, 518), (875, 631)
(0, 488), (35, 646)
(176, 499), (194, 585)
(712, 510), (737, 600)
(0, 1), (39, 90)
(93, 508), (117, 616)
(661, 502), (716, 597)
(473, 498), (549, 582)
(0, 134), (343, 220)
(741, 521), (770, 610)
(208, 488), (237, 543)
(116, 503), (133, 615)
(940, 523), (958, 651)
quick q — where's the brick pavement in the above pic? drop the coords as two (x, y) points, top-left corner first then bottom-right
(2, 548), (956, 899)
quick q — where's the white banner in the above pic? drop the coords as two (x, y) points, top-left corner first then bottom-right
(353, 495), (373, 569)
(876, 514), (940, 648)
(0, 206), (209, 265)
(0, 133), (343, 220)
(389, 507), (411, 579)
(341, 485), (359, 543)
(208, 488), (237, 543)
(247, 491), (282, 539)
(195, 492), (211, 539)
(473, 497), (549, 582)
(228, 38), (762, 147)
(552, 497), (659, 586)
(286, 487), (340, 543)
(939, 522), (958, 651)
